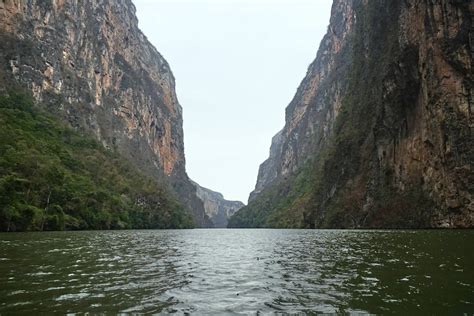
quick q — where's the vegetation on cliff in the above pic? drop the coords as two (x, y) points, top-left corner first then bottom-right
(0, 94), (194, 231)
(229, 1), (470, 229)
(228, 163), (313, 228)
(0, 0), (213, 228)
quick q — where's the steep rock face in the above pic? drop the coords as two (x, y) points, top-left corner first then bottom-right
(235, 0), (473, 228)
(0, 0), (212, 227)
(193, 181), (244, 228)
(248, 0), (356, 201)
(249, 130), (283, 201)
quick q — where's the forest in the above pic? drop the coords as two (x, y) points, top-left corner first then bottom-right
(0, 94), (193, 231)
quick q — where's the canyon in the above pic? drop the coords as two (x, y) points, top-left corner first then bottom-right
(0, 0), (473, 313)
(0, 0), (472, 230)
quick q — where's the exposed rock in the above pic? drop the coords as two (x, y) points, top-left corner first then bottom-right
(248, 0), (356, 201)
(250, 130), (283, 201)
(0, 0), (213, 227)
(193, 181), (244, 228)
(236, 0), (473, 228)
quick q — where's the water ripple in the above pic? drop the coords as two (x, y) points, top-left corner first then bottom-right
(0, 229), (473, 314)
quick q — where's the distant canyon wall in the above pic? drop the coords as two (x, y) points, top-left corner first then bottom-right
(193, 182), (244, 228)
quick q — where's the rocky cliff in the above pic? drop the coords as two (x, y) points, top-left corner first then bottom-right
(230, 0), (473, 228)
(0, 0), (212, 227)
(193, 181), (244, 228)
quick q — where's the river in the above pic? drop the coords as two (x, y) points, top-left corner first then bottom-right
(0, 229), (473, 314)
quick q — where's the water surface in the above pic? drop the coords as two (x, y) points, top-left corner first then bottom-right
(0, 229), (473, 314)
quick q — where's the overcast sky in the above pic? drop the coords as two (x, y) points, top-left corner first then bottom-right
(133, 0), (333, 203)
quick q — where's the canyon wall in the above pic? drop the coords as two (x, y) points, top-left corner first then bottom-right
(231, 0), (473, 228)
(193, 182), (244, 228)
(0, 0), (212, 227)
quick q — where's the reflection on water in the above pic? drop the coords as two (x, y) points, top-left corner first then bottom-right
(0, 229), (473, 314)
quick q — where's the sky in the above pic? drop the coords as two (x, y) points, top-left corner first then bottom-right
(133, 0), (333, 203)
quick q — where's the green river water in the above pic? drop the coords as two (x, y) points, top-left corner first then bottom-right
(0, 229), (473, 314)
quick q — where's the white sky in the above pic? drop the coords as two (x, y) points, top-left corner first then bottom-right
(133, 0), (333, 203)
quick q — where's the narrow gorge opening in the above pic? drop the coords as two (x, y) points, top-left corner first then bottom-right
(0, 0), (471, 230)
(133, 0), (333, 227)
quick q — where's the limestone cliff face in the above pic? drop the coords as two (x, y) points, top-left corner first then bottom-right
(0, 0), (212, 227)
(193, 181), (244, 228)
(249, 0), (355, 201)
(249, 130), (283, 201)
(237, 0), (473, 228)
